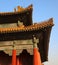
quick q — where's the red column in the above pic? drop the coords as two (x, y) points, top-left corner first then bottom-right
(33, 48), (42, 65)
(12, 49), (16, 65)
(17, 58), (19, 65)
(17, 58), (22, 65)
(33, 35), (42, 65)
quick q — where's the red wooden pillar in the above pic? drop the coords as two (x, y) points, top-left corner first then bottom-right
(33, 35), (42, 65)
(33, 48), (42, 65)
(17, 58), (19, 65)
(12, 49), (16, 65)
(12, 42), (16, 65)
(17, 58), (22, 65)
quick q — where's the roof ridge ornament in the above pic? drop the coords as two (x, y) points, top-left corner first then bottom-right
(17, 20), (24, 28)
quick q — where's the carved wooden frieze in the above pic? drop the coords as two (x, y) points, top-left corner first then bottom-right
(0, 39), (34, 55)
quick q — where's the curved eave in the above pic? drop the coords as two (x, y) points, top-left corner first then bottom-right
(37, 18), (54, 62)
(38, 27), (53, 62)
(0, 18), (54, 33)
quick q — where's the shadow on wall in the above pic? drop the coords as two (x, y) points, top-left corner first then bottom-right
(0, 50), (33, 65)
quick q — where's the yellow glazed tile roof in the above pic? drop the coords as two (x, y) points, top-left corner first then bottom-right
(0, 18), (54, 33)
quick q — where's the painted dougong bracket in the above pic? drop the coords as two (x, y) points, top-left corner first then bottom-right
(0, 35), (39, 56)
(32, 35), (39, 48)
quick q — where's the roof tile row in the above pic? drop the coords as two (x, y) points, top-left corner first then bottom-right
(0, 18), (54, 33)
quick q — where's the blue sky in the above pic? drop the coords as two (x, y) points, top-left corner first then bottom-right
(0, 0), (58, 65)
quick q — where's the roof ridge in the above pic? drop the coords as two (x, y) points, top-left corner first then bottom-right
(0, 4), (33, 15)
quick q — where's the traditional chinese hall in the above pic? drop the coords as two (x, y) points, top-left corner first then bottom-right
(0, 5), (54, 65)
